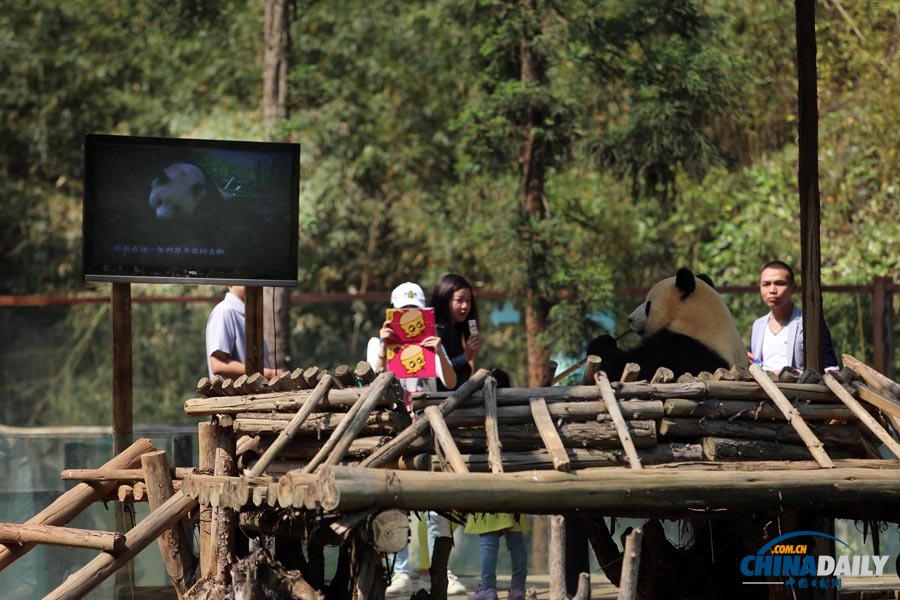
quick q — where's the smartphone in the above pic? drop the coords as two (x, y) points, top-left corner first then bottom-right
(468, 319), (479, 336)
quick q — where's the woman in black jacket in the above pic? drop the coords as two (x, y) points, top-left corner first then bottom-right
(431, 273), (481, 390)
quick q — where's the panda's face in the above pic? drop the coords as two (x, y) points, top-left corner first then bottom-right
(628, 282), (680, 338)
(628, 268), (749, 368)
(148, 163), (208, 220)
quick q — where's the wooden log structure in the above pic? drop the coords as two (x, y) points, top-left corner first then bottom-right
(44, 491), (198, 600)
(0, 437), (155, 571)
(46, 353), (884, 599)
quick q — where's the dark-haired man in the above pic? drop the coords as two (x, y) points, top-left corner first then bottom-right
(748, 261), (838, 372)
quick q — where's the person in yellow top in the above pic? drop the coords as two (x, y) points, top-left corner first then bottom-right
(465, 513), (529, 600)
(464, 369), (529, 600)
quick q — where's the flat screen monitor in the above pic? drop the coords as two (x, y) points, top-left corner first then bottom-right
(82, 134), (300, 287)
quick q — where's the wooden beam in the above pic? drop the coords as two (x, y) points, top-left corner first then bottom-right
(425, 405), (470, 474)
(245, 286), (265, 376)
(529, 398), (570, 472)
(183, 386), (375, 416)
(59, 467), (194, 482)
(295, 464), (900, 514)
(483, 375), (504, 474)
(0, 523), (124, 552)
(595, 373), (642, 470)
(852, 383), (900, 421)
(824, 374), (900, 459)
(251, 374), (333, 476)
(303, 372), (391, 473)
(322, 373), (395, 468)
(843, 354), (900, 398)
(749, 364), (834, 468)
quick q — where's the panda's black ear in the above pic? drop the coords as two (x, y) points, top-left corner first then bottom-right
(697, 274), (715, 288)
(675, 268), (696, 299)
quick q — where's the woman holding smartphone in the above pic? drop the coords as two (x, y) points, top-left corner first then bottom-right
(431, 273), (481, 391)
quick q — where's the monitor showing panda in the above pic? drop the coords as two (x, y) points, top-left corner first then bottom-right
(82, 134), (300, 287)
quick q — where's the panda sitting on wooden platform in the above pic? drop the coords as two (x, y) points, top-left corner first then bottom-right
(588, 268), (748, 380)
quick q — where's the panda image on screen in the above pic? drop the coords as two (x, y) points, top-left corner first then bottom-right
(148, 162), (225, 221)
(588, 268), (748, 380)
(143, 161), (275, 267)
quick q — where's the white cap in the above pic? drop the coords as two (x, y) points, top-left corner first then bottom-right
(390, 282), (426, 309)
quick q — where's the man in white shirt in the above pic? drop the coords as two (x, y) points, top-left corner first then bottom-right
(206, 285), (281, 379)
(748, 261), (838, 372)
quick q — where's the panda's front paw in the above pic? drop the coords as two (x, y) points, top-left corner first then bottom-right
(587, 334), (618, 357)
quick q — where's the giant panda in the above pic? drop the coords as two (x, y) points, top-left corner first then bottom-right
(588, 267), (748, 380)
(148, 162), (225, 221)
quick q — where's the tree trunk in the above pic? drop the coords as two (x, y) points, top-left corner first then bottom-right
(263, 0), (294, 372)
(795, 0), (823, 373)
(519, 0), (552, 568)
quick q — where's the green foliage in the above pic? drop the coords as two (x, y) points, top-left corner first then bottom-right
(0, 0), (261, 294)
(576, 0), (748, 199)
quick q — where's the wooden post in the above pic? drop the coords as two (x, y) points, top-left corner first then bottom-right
(483, 376), (504, 474)
(617, 527), (643, 600)
(872, 276), (894, 378)
(111, 282), (133, 453)
(541, 360), (558, 387)
(142, 450), (197, 598)
(795, 0), (824, 374)
(245, 285), (265, 376)
(111, 282), (135, 595)
(197, 422), (216, 579)
(549, 515), (567, 600)
(212, 419), (237, 580)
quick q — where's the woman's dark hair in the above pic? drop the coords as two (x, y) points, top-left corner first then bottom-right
(430, 273), (479, 329)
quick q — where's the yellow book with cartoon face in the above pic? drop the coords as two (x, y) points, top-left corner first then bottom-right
(385, 307), (436, 378)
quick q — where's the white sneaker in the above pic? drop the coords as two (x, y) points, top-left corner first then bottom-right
(386, 572), (414, 595)
(447, 570), (466, 595)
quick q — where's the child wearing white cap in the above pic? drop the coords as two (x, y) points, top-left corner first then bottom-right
(367, 281), (456, 392)
(367, 282), (464, 595)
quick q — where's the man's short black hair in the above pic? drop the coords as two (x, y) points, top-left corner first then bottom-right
(761, 260), (795, 285)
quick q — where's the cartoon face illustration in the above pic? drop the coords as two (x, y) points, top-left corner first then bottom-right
(400, 344), (427, 375)
(399, 309), (426, 339)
